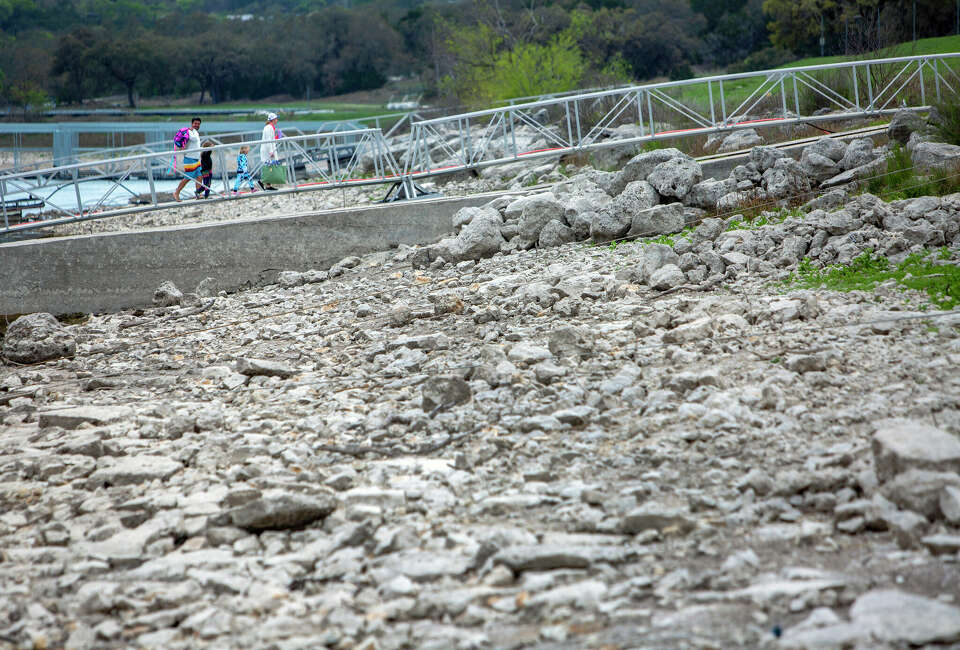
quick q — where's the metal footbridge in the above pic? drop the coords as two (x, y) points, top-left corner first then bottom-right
(3, 52), (959, 236)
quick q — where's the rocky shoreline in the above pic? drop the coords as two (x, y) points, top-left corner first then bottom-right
(2, 110), (960, 649)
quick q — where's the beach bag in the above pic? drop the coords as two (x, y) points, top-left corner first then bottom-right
(261, 163), (287, 185)
(173, 127), (190, 149)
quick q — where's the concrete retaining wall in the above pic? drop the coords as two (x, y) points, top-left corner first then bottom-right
(0, 192), (510, 315)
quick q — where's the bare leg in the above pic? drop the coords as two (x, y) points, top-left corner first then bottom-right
(174, 178), (189, 201)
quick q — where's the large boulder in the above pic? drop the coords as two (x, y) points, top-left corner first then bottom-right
(717, 128), (764, 153)
(627, 203), (685, 239)
(872, 419), (960, 482)
(518, 193), (565, 242)
(590, 180), (659, 242)
(839, 137), (877, 170)
(430, 209), (505, 264)
(800, 148), (840, 183)
(820, 157), (887, 189)
(538, 220), (577, 248)
(805, 137), (847, 162)
(647, 157), (703, 199)
(590, 209), (631, 242)
(563, 191), (612, 220)
(2, 313), (76, 363)
(504, 193), (553, 221)
(887, 109), (927, 144)
(616, 180), (659, 214)
(717, 188), (765, 211)
(610, 148), (687, 195)
(685, 178), (737, 209)
(639, 244), (680, 284)
(452, 206), (496, 231)
(761, 157), (811, 200)
(749, 146), (789, 172)
(912, 141), (960, 173)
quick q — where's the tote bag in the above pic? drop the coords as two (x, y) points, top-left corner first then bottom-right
(261, 163), (287, 186)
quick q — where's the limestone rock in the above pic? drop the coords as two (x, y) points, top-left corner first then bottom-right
(627, 202), (685, 238)
(538, 220), (577, 248)
(685, 178), (736, 209)
(887, 109), (926, 144)
(88, 456), (183, 487)
(849, 589), (960, 645)
(749, 146), (789, 172)
(872, 419), (960, 482)
(762, 158), (811, 200)
(518, 193), (565, 242)
(38, 405), (133, 429)
(612, 148), (687, 195)
(228, 492), (336, 531)
(235, 358), (296, 378)
(717, 129), (764, 153)
(421, 375), (472, 412)
(152, 280), (183, 307)
(912, 141), (960, 173)
(2, 313), (76, 363)
(647, 157), (703, 199)
(838, 137), (877, 171)
(805, 137), (847, 162)
(881, 469), (960, 518)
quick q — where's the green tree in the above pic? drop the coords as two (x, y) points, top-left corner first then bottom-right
(487, 32), (586, 101)
(7, 79), (48, 117)
(762, 0), (839, 53)
(92, 31), (158, 107)
(52, 26), (104, 104)
(182, 29), (249, 104)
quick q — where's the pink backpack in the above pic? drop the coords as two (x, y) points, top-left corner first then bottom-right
(173, 127), (190, 149)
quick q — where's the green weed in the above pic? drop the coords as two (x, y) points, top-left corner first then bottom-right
(931, 96), (960, 146)
(864, 143), (960, 200)
(726, 206), (800, 231)
(644, 224), (695, 248)
(783, 250), (960, 310)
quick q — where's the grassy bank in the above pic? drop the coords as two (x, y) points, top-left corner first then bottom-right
(670, 35), (960, 123)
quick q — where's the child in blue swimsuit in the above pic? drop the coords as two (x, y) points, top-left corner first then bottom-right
(233, 146), (256, 194)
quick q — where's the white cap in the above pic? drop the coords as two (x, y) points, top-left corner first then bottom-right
(266, 112), (278, 121)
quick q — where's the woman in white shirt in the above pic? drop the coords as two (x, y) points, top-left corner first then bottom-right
(259, 112), (280, 190)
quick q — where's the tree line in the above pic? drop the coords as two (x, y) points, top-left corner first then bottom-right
(0, 0), (955, 112)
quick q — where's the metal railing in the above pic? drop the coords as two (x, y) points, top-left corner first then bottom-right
(3, 52), (960, 236)
(0, 128), (401, 233)
(402, 53), (960, 177)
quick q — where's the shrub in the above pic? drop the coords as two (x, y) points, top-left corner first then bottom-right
(727, 47), (794, 74)
(930, 96), (960, 146)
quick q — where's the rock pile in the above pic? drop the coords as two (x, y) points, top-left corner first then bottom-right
(2, 110), (960, 649)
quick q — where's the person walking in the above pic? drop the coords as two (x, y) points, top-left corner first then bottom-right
(258, 112), (280, 191)
(233, 145), (256, 194)
(173, 116), (203, 202)
(197, 141), (214, 199)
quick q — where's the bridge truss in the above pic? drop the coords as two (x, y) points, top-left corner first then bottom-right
(3, 52), (959, 236)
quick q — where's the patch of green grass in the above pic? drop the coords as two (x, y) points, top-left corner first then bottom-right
(644, 224), (696, 248)
(864, 143), (960, 200)
(783, 249), (960, 310)
(726, 206), (801, 231)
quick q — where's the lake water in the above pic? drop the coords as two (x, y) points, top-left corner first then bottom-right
(3, 177), (239, 217)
